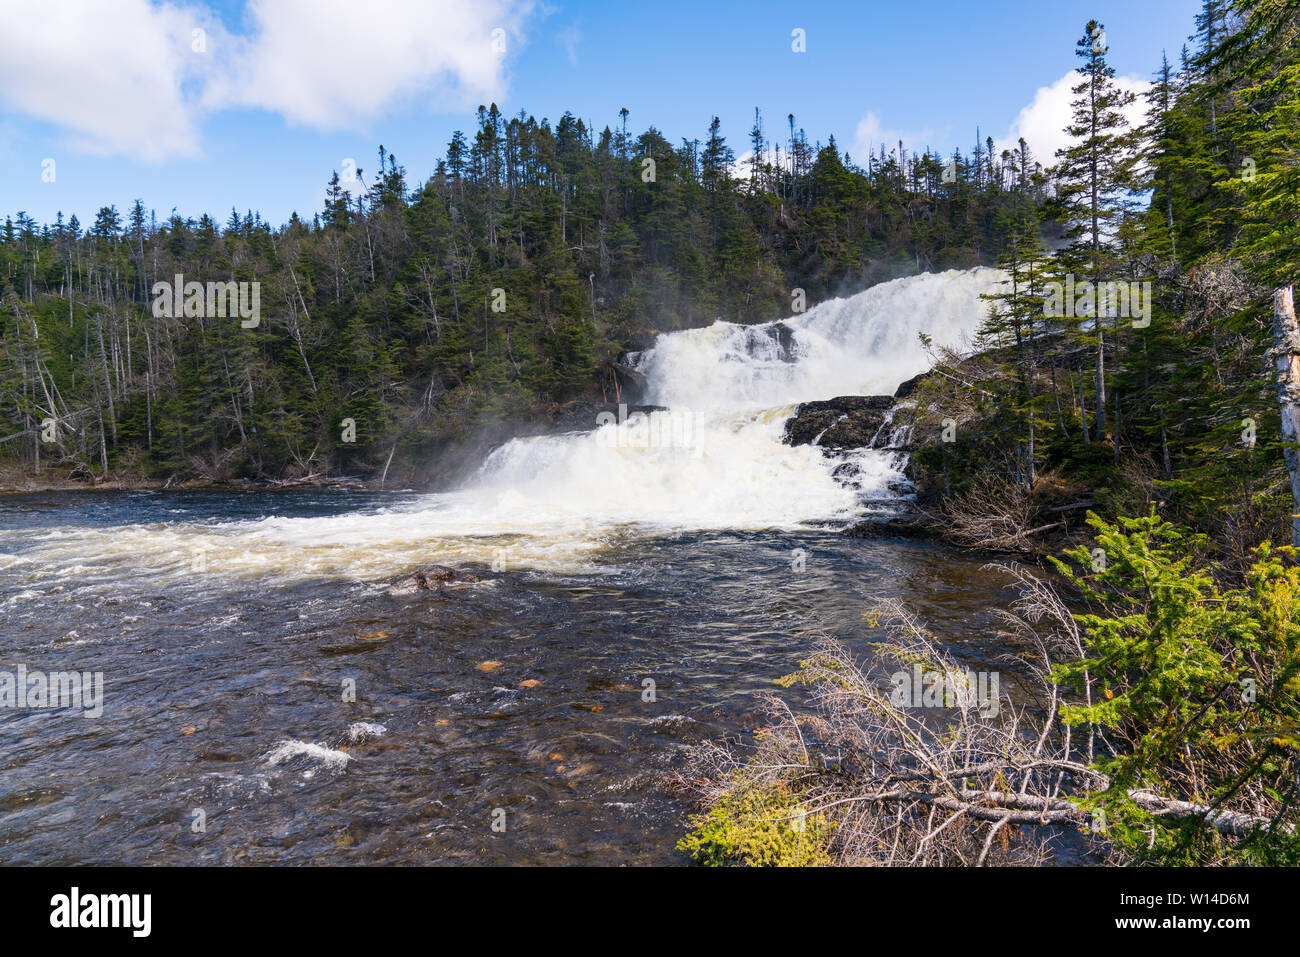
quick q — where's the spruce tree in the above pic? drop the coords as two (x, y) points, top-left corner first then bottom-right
(1051, 20), (1141, 444)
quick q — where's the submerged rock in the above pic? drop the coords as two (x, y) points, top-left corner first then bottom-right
(782, 395), (895, 449)
(387, 564), (481, 596)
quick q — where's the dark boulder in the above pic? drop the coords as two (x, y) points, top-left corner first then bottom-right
(611, 362), (649, 403)
(894, 372), (927, 399)
(765, 322), (798, 361)
(783, 395), (895, 449)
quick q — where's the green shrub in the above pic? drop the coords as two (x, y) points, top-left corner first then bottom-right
(1052, 510), (1300, 864)
(678, 779), (835, 867)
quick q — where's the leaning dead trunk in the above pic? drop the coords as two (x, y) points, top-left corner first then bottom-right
(1272, 286), (1300, 547)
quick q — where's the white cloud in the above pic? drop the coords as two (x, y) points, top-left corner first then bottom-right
(556, 23), (581, 67)
(851, 111), (935, 164)
(996, 70), (1151, 168)
(207, 0), (536, 129)
(0, 0), (219, 161)
(0, 0), (537, 162)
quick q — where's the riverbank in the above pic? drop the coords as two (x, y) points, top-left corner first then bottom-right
(0, 400), (677, 497)
(0, 465), (381, 495)
(778, 372), (1099, 558)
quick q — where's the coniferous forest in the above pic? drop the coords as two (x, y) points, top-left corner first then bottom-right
(904, 0), (1300, 567)
(1, 102), (1047, 485)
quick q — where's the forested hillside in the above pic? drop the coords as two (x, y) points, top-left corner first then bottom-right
(1, 105), (1042, 486)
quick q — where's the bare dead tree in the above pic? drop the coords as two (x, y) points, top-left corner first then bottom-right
(1272, 285), (1300, 547)
(919, 473), (1045, 551)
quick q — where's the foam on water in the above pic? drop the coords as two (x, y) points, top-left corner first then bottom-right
(346, 722), (387, 743)
(262, 740), (352, 771)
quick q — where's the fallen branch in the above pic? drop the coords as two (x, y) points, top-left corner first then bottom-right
(1008, 521), (1065, 540)
(1046, 500), (1097, 513)
(682, 591), (1296, 867)
(808, 783), (1285, 838)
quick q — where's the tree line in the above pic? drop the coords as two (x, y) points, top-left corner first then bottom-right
(2, 101), (1045, 485)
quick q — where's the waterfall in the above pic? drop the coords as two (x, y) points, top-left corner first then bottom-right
(11, 268), (1005, 579)
(468, 267), (1005, 532)
(630, 267), (1003, 409)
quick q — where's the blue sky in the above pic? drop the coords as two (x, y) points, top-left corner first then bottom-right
(0, 0), (1205, 229)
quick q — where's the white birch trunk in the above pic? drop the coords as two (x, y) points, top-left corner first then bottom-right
(1273, 286), (1300, 547)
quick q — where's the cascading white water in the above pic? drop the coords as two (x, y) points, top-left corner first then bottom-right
(632, 267), (1003, 409)
(7, 268), (1005, 581)
(467, 266), (1005, 530)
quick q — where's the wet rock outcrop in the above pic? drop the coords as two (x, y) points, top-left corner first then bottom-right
(782, 391), (924, 528)
(841, 515), (928, 538)
(610, 362), (649, 403)
(893, 372), (927, 400)
(765, 322), (797, 360)
(782, 395), (898, 450)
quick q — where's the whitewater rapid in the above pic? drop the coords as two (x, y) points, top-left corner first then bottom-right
(4, 268), (1004, 582)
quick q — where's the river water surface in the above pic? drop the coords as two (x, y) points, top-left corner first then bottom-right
(0, 489), (1019, 865)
